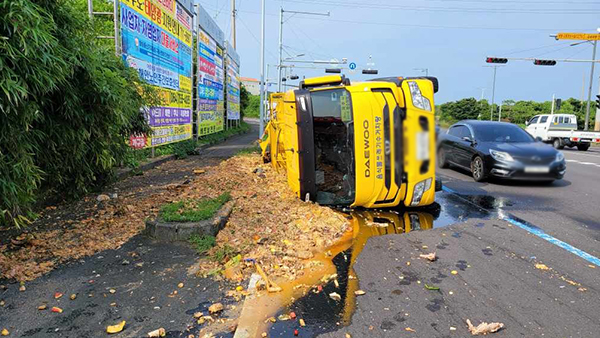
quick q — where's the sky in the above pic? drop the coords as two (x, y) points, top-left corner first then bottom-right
(195, 0), (600, 104)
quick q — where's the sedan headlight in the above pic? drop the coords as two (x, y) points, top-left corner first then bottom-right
(408, 81), (432, 111)
(490, 149), (515, 162)
(411, 178), (432, 206)
(556, 152), (564, 162)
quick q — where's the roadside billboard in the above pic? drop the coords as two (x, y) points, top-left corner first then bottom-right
(120, 0), (193, 148)
(196, 5), (226, 136)
(226, 44), (241, 121)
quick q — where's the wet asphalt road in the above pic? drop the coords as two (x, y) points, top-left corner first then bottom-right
(439, 146), (600, 257)
(315, 146), (600, 337)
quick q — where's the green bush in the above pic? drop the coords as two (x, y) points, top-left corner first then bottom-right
(1, 0), (155, 227)
(159, 192), (231, 222)
(172, 139), (198, 159)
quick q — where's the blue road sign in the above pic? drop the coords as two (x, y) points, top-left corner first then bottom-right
(349, 62), (357, 70)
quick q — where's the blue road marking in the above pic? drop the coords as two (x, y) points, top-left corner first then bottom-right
(502, 217), (600, 267)
(440, 185), (600, 267)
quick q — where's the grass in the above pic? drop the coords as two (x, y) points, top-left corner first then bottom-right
(236, 144), (261, 155)
(189, 234), (216, 255)
(211, 244), (239, 262)
(159, 192), (231, 222)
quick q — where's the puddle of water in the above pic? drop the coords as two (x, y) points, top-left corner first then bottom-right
(235, 190), (495, 337)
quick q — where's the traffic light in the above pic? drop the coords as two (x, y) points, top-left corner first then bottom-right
(486, 57), (508, 64)
(596, 95), (600, 106)
(534, 59), (557, 66)
(555, 98), (562, 111)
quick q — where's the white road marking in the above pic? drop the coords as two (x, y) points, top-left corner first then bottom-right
(566, 159), (600, 168)
(563, 150), (600, 161)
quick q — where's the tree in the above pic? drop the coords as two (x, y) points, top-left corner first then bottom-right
(438, 98), (483, 123)
(1, 0), (154, 227)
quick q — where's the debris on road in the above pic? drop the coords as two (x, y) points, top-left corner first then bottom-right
(419, 252), (437, 262)
(54, 292), (63, 299)
(425, 284), (440, 290)
(69, 293), (77, 300)
(51, 307), (62, 313)
(299, 319), (306, 327)
(38, 304), (47, 310)
(96, 194), (110, 202)
(354, 290), (366, 296)
(466, 319), (504, 335)
(451, 270), (458, 275)
(535, 263), (550, 270)
(329, 292), (341, 301)
(1, 328), (8, 336)
(106, 320), (126, 334)
(208, 303), (224, 314)
(147, 327), (166, 337)
(405, 327), (416, 332)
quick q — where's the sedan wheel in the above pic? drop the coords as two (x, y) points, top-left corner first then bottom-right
(471, 156), (487, 182)
(438, 148), (449, 168)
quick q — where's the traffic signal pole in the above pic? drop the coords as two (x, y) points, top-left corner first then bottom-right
(585, 40), (597, 131)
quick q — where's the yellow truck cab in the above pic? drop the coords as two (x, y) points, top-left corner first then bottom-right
(261, 74), (438, 208)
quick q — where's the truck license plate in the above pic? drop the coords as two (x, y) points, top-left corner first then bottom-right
(524, 166), (550, 173)
(416, 132), (430, 161)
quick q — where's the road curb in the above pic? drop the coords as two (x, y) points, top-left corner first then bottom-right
(144, 201), (234, 241)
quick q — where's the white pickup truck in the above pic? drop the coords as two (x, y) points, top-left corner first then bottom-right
(525, 114), (600, 151)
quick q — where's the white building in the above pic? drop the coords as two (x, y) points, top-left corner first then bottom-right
(240, 77), (260, 96)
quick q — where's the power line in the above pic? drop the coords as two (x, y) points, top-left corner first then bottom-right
(272, 0), (600, 14)
(237, 14), (279, 60)
(502, 42), (574, 56)
(235, 8), (592, 31)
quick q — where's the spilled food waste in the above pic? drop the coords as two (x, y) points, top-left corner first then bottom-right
(230, 191), (488, 338)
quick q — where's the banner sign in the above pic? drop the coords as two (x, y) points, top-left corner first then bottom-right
(121, 0), (193, 147)
(197, 27), (225, 136)
(226, 48), (241, 120)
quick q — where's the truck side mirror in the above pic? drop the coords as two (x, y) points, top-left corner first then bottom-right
(525, 121), (530, 126)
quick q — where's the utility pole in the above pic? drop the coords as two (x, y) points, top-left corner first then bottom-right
(278, 7), (284, 92)
(277, 8), (330, 92)
(231, 0), (236, 49)
(259, 0), (265, 136)
(584, 40), (597, 130)
(484, 66), (500, 121)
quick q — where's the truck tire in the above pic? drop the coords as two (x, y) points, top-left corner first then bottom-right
(438, 147), (449, 168)
(577, 144), (590, 151)
(471, 156), (487, 182)
(553, 138), (564, 150)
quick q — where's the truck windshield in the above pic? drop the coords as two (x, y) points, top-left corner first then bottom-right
(474, 124), (534, 143)
(310, 89), (355, 205)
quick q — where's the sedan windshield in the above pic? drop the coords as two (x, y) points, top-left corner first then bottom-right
(473, 124), (534, 143)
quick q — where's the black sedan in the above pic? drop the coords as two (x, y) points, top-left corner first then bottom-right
(437, 120), (566, 182)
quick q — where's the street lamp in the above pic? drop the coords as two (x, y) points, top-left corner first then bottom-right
(414, 68), (429, 76)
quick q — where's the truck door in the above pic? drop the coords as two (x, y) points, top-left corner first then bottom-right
(526, 116), (539, 137)
(536, 115), (549, 139)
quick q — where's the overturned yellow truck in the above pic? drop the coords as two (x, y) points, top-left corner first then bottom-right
(260, 75), (439, 208)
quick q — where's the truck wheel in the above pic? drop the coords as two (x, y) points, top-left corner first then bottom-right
(577, 144), (590, 151)
(553, 138), (564, 150)
(471, 156), (487, 182)
(438, 148), (449, 168)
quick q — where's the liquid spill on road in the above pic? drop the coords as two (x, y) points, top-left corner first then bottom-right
(234, 191), (494, 338)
